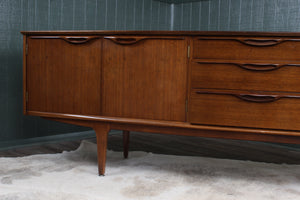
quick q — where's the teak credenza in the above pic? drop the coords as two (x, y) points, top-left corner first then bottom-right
(22, 31), (300, 175)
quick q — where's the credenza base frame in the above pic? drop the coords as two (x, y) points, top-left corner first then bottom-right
(39, 112), (300, 176)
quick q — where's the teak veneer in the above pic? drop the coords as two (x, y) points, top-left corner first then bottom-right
(22, 31), (300, 175)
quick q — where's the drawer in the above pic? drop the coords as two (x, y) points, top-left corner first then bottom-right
(192, 37), (300, 61)
(190, 61), (300, 92)
(188, 89), (300, 131)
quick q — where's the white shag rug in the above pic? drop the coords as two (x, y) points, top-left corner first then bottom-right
(0, 141), (300, 200)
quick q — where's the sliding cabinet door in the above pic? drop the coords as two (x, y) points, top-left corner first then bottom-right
(102, 36), (188, 121)
(26, 36), (102, 115)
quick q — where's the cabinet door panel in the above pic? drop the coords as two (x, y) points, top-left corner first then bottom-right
(26, 37), (101, 115)
(102, 37), (187, 121)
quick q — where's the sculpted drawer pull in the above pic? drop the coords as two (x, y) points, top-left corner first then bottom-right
(29, 36), (100, 44)
(195, 91), (300, 103)
(234, 94), (281, 103)
(104, 36), (185, 45)
(63, 36), (99, 44)
(238, 63), (282, 71)
(104, 37), (143, 45)
(240, 39), (283, 46)
(235, 63), (300, 71)
(237, 63), (300, 71)
(197, 38), (287, 47)
(195, 61), (300, 72)
(197, 37), (300, 47)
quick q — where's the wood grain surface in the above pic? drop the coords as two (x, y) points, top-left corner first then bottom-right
(102, 36), (187, 121)
(192, 37), (300, 61)
(190, 60), (300, 92)
(26, 37), (102, 115)
(189, 89), (300, 131)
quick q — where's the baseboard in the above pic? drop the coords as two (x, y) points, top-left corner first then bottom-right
(0, 130), (119, 151)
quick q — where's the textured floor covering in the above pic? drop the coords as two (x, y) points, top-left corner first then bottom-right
(1, 140), (300, 200)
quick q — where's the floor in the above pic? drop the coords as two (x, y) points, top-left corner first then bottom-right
(1, 131), (300, 164)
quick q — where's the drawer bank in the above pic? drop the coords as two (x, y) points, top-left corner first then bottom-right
(21, 31), (300, 175)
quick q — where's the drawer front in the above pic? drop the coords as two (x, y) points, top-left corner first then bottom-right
(188, 89), (300, 131)
(190, 61), (300, 92)
(192, 37), (300, 61)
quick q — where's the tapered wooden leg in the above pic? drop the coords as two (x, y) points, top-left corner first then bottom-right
(94, 123), (110, 176)
(123, 130), (130, 159)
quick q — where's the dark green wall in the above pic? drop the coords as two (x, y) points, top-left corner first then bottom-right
(173, 0), (300, 31)
(1, 0), (300, 146)
(21, 0), (171, 31)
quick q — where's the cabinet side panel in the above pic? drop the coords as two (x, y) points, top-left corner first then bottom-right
(23, 35), (27, 115)
(26, 37), (102, 115)
(102, 37), (187, 121)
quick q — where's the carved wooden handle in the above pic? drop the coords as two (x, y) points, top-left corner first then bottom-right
(238, 63), (281, 71)
(195, 61), (300, 72)
(195, 91), (300, 103)
(104, 37), (145, 45)
(30, 36), (100, 44)
(238, 63), (300, 71)
(62, 36), (99, 44)
(240, 39), (283, 46)
(234, 94), (281, 103)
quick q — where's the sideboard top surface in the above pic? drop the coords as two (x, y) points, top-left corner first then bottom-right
(20, 30), (300, 37)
